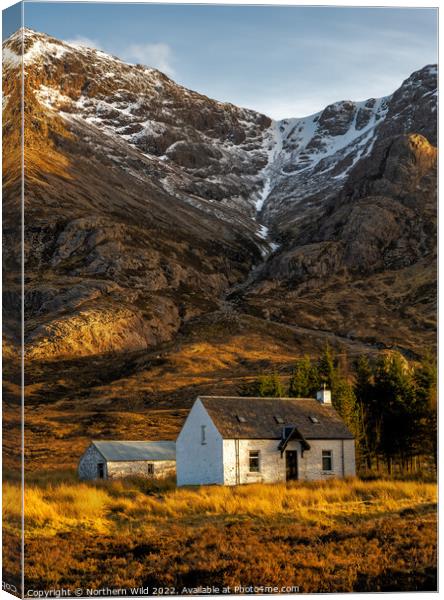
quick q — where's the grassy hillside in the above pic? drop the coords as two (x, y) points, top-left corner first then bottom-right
(3, 476), (437, 593)
(4, 310), (384, 473)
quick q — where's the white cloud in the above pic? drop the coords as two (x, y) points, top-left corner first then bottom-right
(65, 36), (101, 50)
(62, 35), (176, 78)
(123, 42), (175, 76)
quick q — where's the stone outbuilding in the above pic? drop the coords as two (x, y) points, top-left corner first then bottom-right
(78, 440), (176, 481)
(176, 391), (355, 486)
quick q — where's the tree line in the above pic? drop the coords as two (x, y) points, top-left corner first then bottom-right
(239, 346), (436, 475)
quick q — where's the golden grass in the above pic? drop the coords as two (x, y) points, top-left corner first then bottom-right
(2, 477), (436, 593)
(139, 478), (436, 523)
(3, 477), (436, 539)
(4, 481), (111, 535)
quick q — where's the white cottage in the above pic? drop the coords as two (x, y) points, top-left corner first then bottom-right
(78, 440), (176, 481)
(176, 391), (355, 486)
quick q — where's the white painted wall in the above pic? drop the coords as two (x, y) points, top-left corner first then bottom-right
(176, 399), (224, 486)
(298, 439), (356, 480)
(223, 438), (299, 485)
(222, 438), (356, 485)
(343, 439), (356, 477)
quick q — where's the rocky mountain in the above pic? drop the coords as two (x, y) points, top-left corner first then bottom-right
(237, 65), (437, 355)
(3, 28), (272, 360)
(2, 28), (437, 367)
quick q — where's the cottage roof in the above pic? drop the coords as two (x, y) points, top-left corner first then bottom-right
(92, 440), (176, 462)
(198, 396), (354, 440)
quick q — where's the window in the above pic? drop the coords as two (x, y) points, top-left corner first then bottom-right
(201, 425), (207, 445)
(283, 426), (295, 439)
(322, 450), (333, 471)
(97, 463), (105, 479)
(147, 463), (154, 477)
(309, 416), (320, 424)
(249, 450), (260, 473)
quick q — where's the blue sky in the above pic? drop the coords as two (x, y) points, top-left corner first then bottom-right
(3, 2), (438, 119)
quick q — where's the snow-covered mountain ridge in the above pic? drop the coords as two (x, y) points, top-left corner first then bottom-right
(260, 65), (436, 233)
(257, 95), (389, 226)
(3, 28), (437, 241)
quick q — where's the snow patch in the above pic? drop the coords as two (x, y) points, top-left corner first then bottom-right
(2, 47), (21, 68)
(24, 39), (69, 64)
(257, 224), (269, 239)
(254, 120), (283, 214)
(36, 85), (72, 109)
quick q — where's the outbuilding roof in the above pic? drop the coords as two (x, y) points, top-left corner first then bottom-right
(92, 440), (176, 462)
(198, 396), (354, 440)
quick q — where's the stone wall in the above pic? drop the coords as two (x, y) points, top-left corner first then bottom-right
(107, 460), (176, 480)
(78, 444), (107, 480)
(78, 444), (176, 480)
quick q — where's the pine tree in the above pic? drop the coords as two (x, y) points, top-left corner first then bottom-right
(237, 378), (261, 397)
(413, 354), (437, 468)
(374, 352), (417, 473)
(353, 355), (378, 470)
(288, 356), (318, 397)
(334, 377), (357, 430)
(317, 343), (337, 389)
(258, 372), (285, 397)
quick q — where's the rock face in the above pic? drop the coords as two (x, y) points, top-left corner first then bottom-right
(2, 28), (437, 361)
(3, 29), (272, 359)
(260, 65), (437, 238)
(242, 130), (436, 353)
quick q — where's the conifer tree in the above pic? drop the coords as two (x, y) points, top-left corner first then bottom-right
(354, 355), (378, 469)
(237, 378), (261, 397)
(317, 343), (337, 389)
(258, 372), (285, 397)
(374, 352), (417, 472)
(334, 377), (358, 432)
(288, 356), (318, 397)
(413, 354), (437, 467)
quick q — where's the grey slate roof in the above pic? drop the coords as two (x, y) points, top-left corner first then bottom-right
(198, 396), (354, 440)
(92, 440), (176, 462)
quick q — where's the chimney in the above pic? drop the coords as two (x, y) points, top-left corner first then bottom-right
(316, 385), (332, 405)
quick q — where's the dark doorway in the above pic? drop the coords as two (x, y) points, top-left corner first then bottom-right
(285, 450), (298, 481)
(97, 462), (105, 479)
